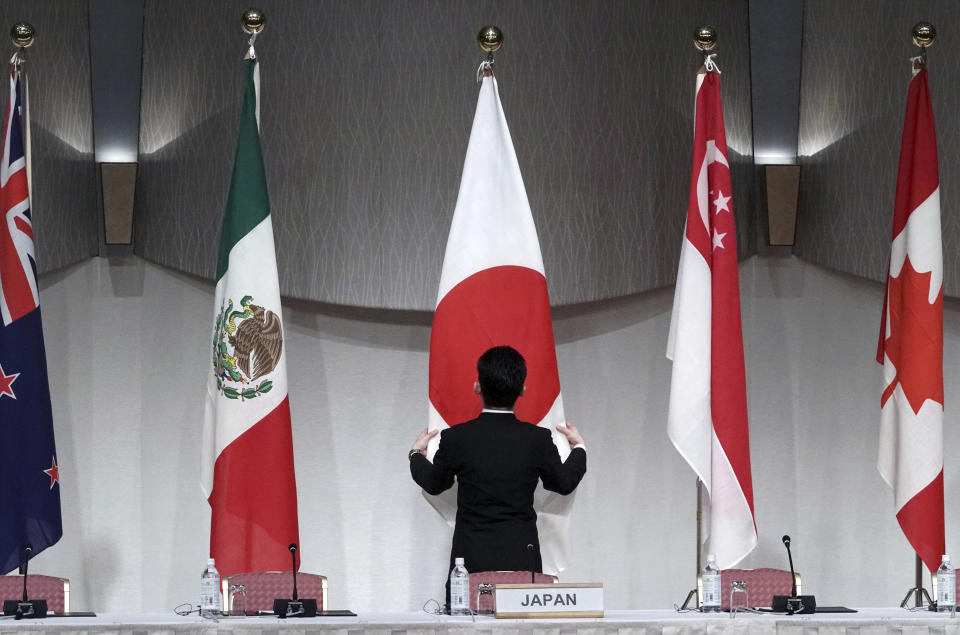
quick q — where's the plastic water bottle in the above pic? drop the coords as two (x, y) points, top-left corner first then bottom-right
(701, 554), (722, 612)
(200, 558), (221, 619)
(937, 555), (956, 615)
(449, 557), (470, 616)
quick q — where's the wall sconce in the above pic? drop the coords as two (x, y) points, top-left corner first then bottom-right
(99, 162), (137, 246)
(764, 164), (800, 246)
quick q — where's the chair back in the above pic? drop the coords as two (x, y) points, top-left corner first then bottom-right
(0, 575), (69, 614)
(221, 571), (327, 613)
(470, 571), (557, 614)
(715, 568), (799, 610)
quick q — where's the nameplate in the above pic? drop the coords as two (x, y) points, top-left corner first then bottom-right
(494, 583), (603, 618)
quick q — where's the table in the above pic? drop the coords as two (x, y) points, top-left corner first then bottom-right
(1, 609), (958, 635)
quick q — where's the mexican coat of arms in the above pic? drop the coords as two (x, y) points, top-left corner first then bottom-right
(212, 295), (283, 400)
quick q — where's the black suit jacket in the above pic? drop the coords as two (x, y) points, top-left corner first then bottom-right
(410, 411), (587, 574)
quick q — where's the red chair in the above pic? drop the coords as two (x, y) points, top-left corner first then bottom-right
(0, 575), (70, 614)
(221, 571), (327, 614)
(699, 568), (799, 610)
(470, 571), (557, 614)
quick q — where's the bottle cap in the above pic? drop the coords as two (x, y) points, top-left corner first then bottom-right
(208, 558), (216, 565)
(455, 557), (465, 565)
(943, 554), (951, 562)
(706, 554), (716, 562)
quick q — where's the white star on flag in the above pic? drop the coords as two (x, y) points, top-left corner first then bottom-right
(712, 229), (726, 250)
(0, 363), (19, 400)
(713, 190), (731, 214)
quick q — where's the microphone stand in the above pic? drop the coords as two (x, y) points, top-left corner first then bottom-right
(16, 548), (31, 620)
(272, 543), (317, 618)
(2, 545), (47, 619)
(785, 537), (797, 598)
(291, 545), (299, 603)
(527, 544), (536, 584)
(21, 550), (30, 603)
(772, 535), (815, 614)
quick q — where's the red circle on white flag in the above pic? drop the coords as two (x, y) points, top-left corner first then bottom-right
(430, 265), (561, 426)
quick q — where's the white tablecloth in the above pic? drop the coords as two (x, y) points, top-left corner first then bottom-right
(1, 609), (958, 635)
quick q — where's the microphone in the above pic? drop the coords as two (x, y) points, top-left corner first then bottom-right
(18, 544), (31, 577)
(526, 544), (535, 584)
(3, 545), (48, 619)
(772, 534), (816, 614)
(272, 542), (317, 618)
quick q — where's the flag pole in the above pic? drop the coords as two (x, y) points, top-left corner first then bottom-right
(9, 29), (38, 523)
(696, 477), (702, 581)
(898, 553), (933, 609)
(892, 21), (936, 611)
(679, 478), (703, 610)
(677, 25), (717, 612)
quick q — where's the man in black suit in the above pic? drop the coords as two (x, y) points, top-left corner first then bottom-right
(409, 345), (587, 591)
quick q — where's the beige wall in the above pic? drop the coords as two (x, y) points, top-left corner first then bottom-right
(29, 255), (960, 611)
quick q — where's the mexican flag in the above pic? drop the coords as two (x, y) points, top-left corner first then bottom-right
(201, 51), (300, 577)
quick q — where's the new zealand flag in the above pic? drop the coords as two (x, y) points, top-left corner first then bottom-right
(0, 65), (61, 575)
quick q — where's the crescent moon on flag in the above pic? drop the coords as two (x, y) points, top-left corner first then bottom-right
(696, 139), (729, 233)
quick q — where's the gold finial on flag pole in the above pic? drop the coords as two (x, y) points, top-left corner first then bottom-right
(241, 9), (264, 60)
(10, 22), (34, 49)
(694, 26), (720, 74)
(478, 26), (502, 60)
(478, 25), (503, 58)
(9, 22), (33, 212)
(242, 8), (265, 35)
(693, 25), (716, 52)
(476, 25), (502, 79)
(912, 21), (935, 48)
(911, 22), (934, 70)
(10, 22), (33, 70)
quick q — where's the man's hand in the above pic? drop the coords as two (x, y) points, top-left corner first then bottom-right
(557, 421), (585, 447)
(411, 427), (439, 453)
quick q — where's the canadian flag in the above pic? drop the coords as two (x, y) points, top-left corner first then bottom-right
(666, 62), (756, 568)
(877, 66), (944, 573)
(426, 71), (573, 574)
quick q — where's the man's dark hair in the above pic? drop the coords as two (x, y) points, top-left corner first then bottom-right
(477, 346), (527, 408)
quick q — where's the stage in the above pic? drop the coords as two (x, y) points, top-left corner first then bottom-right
(2, 609), (958, 635)
(3, 0), (960, 618)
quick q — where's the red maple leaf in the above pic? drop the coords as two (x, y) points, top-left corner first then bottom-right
(879, 257), (943, 414)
